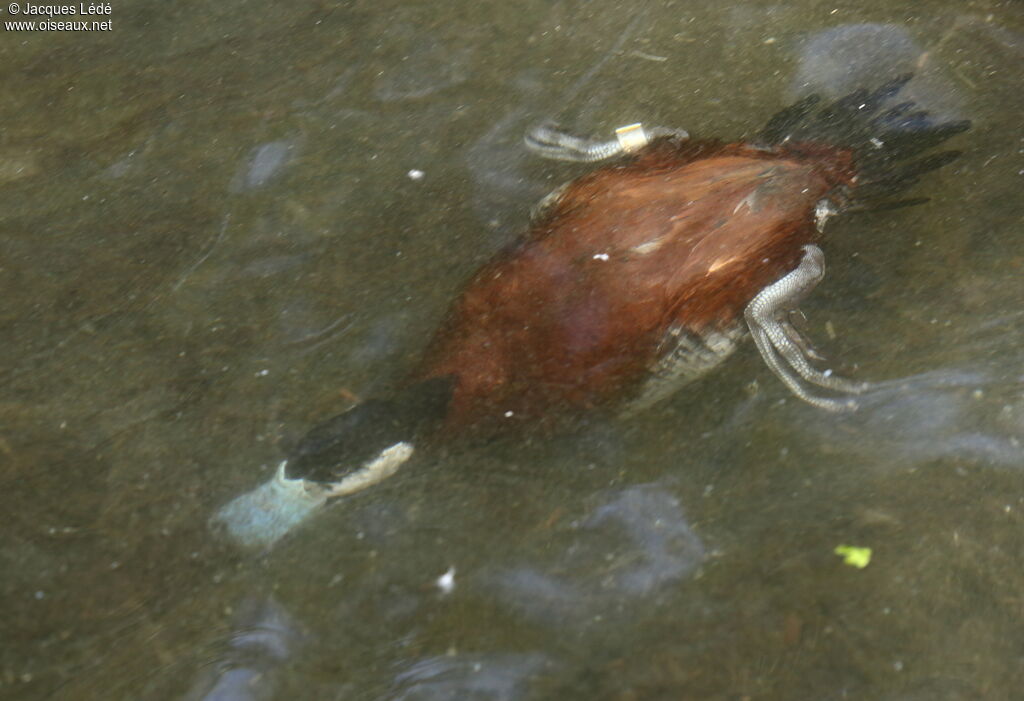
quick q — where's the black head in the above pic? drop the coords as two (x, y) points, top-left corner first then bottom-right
(285, 376), (454, 485)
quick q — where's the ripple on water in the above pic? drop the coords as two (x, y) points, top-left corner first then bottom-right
(390, 652), (550, 701)
(789, 23), (966, 123)
(230, 139), (301, 192)
(487, 484), (705, 627)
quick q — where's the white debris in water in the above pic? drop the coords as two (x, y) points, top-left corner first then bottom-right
(437, 566), (456, 595)
(231, 140), (297, 191)
(592, 253), (609, 261)
(407, 169), (425, 180)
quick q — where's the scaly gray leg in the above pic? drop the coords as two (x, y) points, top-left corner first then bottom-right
(524, 122), (688, 162)
(744, 245), (868, 411)
(781, 310), (826, 362)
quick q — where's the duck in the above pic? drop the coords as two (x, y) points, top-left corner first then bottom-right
(213, 74), (969, 549)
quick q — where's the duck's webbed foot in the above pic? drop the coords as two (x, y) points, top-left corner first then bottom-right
(524, 122), (688, 162)
(744, 244), (869, 412)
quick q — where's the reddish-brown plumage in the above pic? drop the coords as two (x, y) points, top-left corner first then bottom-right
(415, 138), (858, 431)
(274, 78), (966, 495)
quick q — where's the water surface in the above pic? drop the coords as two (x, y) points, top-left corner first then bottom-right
(2, 1), (1022, 699)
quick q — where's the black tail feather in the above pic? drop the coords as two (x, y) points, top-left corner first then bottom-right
(894, 150), (963, 180)
(878, 101), (916, 122)
(758, 73), (969, 211)
(862, 74), (914, 110)
(757, 94), (821, 145)
(861, 122), (970, 165)
(845, 197), (931, 214)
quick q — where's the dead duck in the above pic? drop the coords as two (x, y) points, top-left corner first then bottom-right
(214, 74), (968, 548)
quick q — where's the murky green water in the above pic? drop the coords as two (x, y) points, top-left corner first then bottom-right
(2, 0), (1022, 699)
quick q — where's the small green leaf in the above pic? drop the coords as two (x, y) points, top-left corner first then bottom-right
(834, 545), (872, 569)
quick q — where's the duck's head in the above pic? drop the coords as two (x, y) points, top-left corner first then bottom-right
(211, 377), (454, 550)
